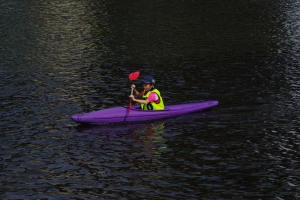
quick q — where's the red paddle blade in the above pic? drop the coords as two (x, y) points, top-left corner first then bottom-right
(128, 71), (140, 81)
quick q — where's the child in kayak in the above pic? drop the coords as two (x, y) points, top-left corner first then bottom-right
(129, 75), (165, 110)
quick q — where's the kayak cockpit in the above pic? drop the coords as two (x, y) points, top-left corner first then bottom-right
(126, 106), (170, 111)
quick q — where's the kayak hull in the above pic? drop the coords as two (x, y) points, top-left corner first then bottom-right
(72, 100), (218, 124)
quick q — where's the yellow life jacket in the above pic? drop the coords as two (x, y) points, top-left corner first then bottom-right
(141, 88), (164, 110)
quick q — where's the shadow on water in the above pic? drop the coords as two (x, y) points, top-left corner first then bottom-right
(74, 121), (168, 160)
(68, 109), (220, 199)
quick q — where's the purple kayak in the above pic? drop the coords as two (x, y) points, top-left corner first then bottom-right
(72, 100), (218, 124)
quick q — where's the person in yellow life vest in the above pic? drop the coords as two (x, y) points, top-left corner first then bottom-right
(129, 75), (165, 110)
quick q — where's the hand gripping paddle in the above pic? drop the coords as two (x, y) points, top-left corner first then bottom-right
(127, 71), (140, 114)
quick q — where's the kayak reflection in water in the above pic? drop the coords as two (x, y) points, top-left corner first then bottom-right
(129, 75), (165, 110)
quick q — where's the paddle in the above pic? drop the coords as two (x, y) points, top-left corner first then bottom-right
(127, 71), (140, 114)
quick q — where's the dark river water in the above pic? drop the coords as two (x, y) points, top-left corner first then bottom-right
(1, 0), (300, 199)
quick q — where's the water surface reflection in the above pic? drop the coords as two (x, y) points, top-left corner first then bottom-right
(73, 122), (170, 197)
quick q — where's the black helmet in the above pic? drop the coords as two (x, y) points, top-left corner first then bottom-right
(142, 75), (155, 84)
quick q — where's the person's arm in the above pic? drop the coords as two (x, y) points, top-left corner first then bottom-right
(147, 92), (159, 103)
(131, 84), (141, 96)
(131, 96), (150, 104)
(133, 88), (141, 96)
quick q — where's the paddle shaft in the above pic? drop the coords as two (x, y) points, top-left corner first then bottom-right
(127, 71), (140, 114)
(129, 83), (134, 102)
(131, 86), (134, 95)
